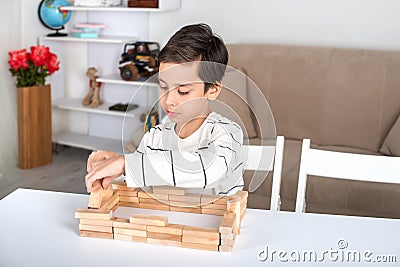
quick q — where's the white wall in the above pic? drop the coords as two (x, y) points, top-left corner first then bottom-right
(149, 0), (400, 50)
(0, 1), (22, 171)
(2, 0), (400, 170)
(0, 0), (49, 170)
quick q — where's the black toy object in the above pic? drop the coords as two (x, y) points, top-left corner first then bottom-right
(119, 41), (160, 81)
(109, 103), (139, 112)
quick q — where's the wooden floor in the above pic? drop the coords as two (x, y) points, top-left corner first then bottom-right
(0, 146), (90, 200)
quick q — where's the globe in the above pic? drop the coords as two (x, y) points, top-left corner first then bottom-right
(38, 0), (72, 37)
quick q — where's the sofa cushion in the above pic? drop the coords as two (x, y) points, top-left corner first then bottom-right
(211, 67), (258, 138)
(379, 113), (400, 156)
(227, 44), (400, 153)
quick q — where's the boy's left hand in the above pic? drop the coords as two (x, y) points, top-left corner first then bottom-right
(87, 150), (118, 172)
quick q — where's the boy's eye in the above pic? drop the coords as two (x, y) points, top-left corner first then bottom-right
(178, 90), (189, 95)
(159, 85), (168, 90)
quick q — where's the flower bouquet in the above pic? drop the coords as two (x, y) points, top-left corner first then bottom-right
(8, 45), (60, 88)
(8, 45), (59, 169)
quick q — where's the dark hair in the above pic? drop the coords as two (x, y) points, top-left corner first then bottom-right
(158, 23), (228, 92)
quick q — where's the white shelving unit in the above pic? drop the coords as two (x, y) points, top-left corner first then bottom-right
(40, 35), (138, 44)
(41, 0), (179, 154)
(61, 2), (179, 13)
(52, 97), (147, 118)
(97, 74), (159, 87)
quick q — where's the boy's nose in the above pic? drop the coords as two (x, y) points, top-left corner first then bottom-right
(164, 90), (177, 107)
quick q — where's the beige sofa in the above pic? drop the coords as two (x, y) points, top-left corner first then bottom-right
(225, 44), (400, 218)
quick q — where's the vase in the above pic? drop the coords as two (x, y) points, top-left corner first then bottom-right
(17, 84), (52, 169)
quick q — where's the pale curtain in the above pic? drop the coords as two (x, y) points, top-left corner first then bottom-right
(0, 1), (22, 170)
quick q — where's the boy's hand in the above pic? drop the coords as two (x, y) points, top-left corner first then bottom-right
(85, 151), (124, 192)
(87, 150), (118, 172)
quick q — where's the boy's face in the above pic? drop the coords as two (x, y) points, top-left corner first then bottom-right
(158, 62), (219, 125)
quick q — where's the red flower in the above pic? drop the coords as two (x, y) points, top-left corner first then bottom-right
(30, 45), (51, 67)
(8, 45), (60, 88)
(46, 53), (60, 74)
(8, 49), (29, 70)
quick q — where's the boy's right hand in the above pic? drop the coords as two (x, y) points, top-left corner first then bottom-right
(85, 150), (124, 192)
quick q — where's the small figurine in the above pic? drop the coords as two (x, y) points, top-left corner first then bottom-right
(82, 67), (103, 108)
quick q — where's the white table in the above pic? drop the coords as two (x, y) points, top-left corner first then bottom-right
(0, 189), (399, 266)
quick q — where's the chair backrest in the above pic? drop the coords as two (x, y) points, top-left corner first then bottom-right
(242, 136), (284, 211)
(295, 138), (400, 213)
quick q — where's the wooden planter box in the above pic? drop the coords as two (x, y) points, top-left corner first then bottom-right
(17, 84), (52, 169)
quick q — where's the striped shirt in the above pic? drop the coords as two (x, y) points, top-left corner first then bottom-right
(125, 112), (244, 195)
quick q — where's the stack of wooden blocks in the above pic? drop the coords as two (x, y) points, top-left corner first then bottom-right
(75, 181), (248, 252)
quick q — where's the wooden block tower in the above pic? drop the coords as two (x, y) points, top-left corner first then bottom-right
(75, 180), (248, 252)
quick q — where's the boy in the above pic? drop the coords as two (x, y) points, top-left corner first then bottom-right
(85, 23), (244, 196)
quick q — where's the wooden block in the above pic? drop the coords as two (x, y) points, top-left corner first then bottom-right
(119, 201), (140, 208)
(139, 198), (166, 205)
(139, 203), (170, 211)
(201, 208), (226, 216)
(221, 238), (235, 246)
(169, 200), (201, 208)
(119, 196), (139, 203)
(80, 218), (113, 227)
(100, 192), (119, 210)
(147, 232), (182, 242)
(113, 218), (147, 230)
(88, 180), (103, 209)
(241, 210), (246, 223)
(101, 186), (114, 201)
(170, 206), (202, 214)
(79, 230), (113, 239)
(114, 227), (147, 237)
(227, 198), (241, 213)
(75, 209), (112, 220)
(147, 238), (182, 247)
(130, 214), (168, 226)
(201, 195), (229, 205)
(219, 212), (236, 234)
(113, 233), (132, 241)
(147, 224), (184, 235)
(200, 203), (227, 210)
(132, 236), (148, 243)
(183, 226), (220, 239)
(152, 186), (186, 196)
(221, 233), (235, 240)
(181, 242), (219, 251)
(235, 190), (248, 201)
(118, 190), (139, 197)
(182, 235), (220, 245)
(79, 224), (113, 233)
(138, 190), (169, 201)
(169, 193), (201, 204)
(240, 207), (246, 218)
(219, 245), (233, 252)
(111, 180), (128, 190)
(227, 196), (241, 235)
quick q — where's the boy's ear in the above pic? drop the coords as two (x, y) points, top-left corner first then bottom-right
(206, 82), (222, 100)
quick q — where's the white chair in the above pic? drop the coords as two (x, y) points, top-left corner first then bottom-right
(242, 136), (284, 211)
(295, 138), (400, 213)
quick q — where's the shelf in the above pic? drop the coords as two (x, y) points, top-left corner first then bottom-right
(60, 0), (180, 12)
(52, 97), (147, 118)
(40, 35), (138, 44)
(97, 74), (159, 87)
(53, 132), (124, 154)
